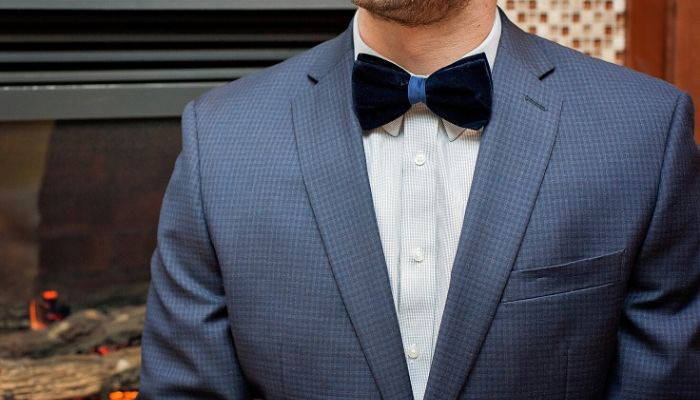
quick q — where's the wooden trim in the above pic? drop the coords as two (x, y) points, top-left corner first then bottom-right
(664, 0), (676, 80)
(626, 0), (699, 142)
(668, 0), (699, 143)
(625, 0), (668, 78)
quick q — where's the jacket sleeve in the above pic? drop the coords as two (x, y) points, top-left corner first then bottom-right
(139, 100), (251, 399)
(604, 93), (700, 399)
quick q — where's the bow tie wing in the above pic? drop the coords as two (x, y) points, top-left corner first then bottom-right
(352, 54), (413, 130)
(425, 53), (493, 130)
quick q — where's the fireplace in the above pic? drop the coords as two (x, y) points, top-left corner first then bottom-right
(0, 2), (353, 398)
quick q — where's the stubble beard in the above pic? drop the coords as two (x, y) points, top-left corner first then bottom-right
(351, 0), (471, 27)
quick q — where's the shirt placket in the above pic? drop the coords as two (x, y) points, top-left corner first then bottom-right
(398, 104), (439, 400)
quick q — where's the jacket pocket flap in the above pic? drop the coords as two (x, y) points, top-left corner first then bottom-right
(502, 249), (625, 303)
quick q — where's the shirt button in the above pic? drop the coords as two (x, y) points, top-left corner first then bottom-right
(407, 344), (419, 359)
(412, 247), (424, 262)
(414, 153), (426, 166)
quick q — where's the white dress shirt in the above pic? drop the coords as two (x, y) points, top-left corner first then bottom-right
(353, 9), (502, 400)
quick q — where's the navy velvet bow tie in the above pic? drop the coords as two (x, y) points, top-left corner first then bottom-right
(352, 52), (493, 131)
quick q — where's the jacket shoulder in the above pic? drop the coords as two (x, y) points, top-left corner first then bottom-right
(188, 32), (345, 123)
(529, 34), (689, 146)
(533, 34), (684, 108)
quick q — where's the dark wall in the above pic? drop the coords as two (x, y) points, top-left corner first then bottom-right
(37, 119), (181, 309)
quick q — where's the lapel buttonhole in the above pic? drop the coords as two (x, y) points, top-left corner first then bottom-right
(525, 95), (548, 112)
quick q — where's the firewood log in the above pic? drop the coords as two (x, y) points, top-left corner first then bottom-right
(0, 306), (144, 359)
(0, 346), (140, 400)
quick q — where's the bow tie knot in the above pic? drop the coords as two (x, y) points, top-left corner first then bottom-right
(408, 76), (428, 105)
(352, 53), (493, 132)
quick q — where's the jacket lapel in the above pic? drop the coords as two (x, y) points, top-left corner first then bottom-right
(423, 13), (564, 400)
(292, 28), (414, 400)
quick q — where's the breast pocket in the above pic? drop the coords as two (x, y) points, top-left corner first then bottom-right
(501, 249), (625, 303)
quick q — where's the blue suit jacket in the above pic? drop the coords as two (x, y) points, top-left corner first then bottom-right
(140, 11), (699, 400)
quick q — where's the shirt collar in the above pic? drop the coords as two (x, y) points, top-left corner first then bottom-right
(352, 8), (502, 140)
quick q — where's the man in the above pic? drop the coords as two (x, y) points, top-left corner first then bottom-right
(140, 0), (699, 398)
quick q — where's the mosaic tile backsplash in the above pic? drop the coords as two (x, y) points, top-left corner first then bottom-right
(498, 0), (626, 64)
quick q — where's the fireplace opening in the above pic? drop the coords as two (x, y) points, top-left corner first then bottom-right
(0, 118), (180, 399)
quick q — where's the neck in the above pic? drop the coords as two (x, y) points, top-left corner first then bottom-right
(357, 2), (496, 75)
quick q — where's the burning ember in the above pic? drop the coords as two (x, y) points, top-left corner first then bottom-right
(28, 290), (70, 331)
(96, 345), (112, 356)
(108, 391), (139, 399)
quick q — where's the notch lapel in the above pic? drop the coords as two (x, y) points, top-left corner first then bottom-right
(292, 29), (414, 400)
(424, 14), (564, 400)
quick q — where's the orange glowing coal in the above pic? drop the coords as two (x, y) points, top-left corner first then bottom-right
(42, 290), (58, 301)
(96, 345), (112, 356)
(109, 390), (139, 400)
(29, 290), (70, 331)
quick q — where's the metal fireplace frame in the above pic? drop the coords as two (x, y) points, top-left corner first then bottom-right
(0, 0), (355, 121)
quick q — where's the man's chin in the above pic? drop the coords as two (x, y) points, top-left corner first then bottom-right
(352, 0), (459, 27)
